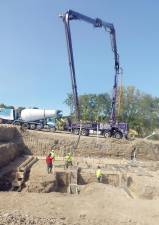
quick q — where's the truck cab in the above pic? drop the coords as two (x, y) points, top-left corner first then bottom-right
(0, 108), (16, 124)
(100, 122), (128, 139)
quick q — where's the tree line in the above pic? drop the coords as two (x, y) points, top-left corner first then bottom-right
(1, 86), (159, 136)
(64, 86), (159, 136)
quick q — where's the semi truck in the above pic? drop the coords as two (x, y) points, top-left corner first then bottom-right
(0, 108), (60, 131)
(58, 117), (128, 139)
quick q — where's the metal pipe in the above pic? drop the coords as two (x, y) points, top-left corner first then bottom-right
(62, 13), (80, 121)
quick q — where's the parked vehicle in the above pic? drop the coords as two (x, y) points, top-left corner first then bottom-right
(61, 117), (128, 139)
(0, 107), (61, 131)
(0, 108), (15, 124)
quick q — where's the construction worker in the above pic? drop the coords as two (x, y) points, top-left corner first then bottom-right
(50, 149), (56, 159)
(96, 166), (103, 183)
(50, 144), (56, 160)
(46, 153), (54, 174)
(65, 152), (73, 169)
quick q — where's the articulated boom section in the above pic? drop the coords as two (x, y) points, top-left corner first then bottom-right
(60, 10), (120, 124)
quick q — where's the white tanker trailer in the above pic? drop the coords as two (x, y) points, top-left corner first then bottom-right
(13, 108), (61, 131)
(21, 109), (57, 122)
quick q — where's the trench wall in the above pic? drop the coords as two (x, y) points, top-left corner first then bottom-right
(21, 130), (159, 161)
(0, 126), (25, 168)
(1, 126), (159, 168)
(22, 131), (132, 158)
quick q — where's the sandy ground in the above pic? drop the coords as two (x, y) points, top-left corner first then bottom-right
(0, 183), (159, 225)
(1, 127), (159, 225)
(1, 158), (159, 224)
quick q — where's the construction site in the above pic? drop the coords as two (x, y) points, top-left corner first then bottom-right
(0, 3), (159, 225)
(0, 125), (159, 225)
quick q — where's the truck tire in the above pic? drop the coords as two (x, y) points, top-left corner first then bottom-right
(103, 130), (111, 138)
(22, 123), (29, 129)
(72, 129), (79, 135)
(81, 129), (89, 136)
(114, 131), (123, 139)
(50, 127), (56, 132)
(36, 124), (43, 130)
(30, 124), (36, 130)
(14, 121), (21, 126)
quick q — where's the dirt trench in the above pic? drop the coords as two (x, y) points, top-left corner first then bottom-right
(1, 126), (159, 225)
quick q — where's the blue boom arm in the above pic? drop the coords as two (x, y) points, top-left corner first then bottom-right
(60, 10), (120, 124)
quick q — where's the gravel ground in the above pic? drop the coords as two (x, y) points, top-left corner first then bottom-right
(0, 183), (159, 225)
(0, 211), (66, 225)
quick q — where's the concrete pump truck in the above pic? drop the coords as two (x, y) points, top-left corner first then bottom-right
(59, 10), (128, 139)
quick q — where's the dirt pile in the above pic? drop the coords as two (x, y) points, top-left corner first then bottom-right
(127, 172), (159, 199)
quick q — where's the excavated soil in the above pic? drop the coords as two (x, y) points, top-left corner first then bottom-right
(21, 129), (159, 161)
(1, 126), (159, 225)
(0, 125), (18, 142)
(0, 126), (24, 168)
(1, 183), (159, 225)
(1, 125), (159, 161)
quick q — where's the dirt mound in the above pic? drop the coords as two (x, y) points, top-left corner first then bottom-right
(80, 182), (128, 197)
(127, 173), (159, 199)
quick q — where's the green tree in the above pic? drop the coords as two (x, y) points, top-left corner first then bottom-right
(65, 93), (111, 122)
(0, 103), (14, 109)
(64, 93), (74, 115)
(64, 87), (159, 137)
(118, 86), (159, 136)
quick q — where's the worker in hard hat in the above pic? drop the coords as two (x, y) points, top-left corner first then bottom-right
(96, 166), (103, 183)
(50, 144), (57, 160)
(46, 153), (54, 174)
(65, 152), (73, 169)
(50, 149), (56, 159)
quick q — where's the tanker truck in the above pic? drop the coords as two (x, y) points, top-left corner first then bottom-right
(0, 108), (61, 131)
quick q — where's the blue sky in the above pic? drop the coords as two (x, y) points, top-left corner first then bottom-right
(0, 0), (159, 114)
